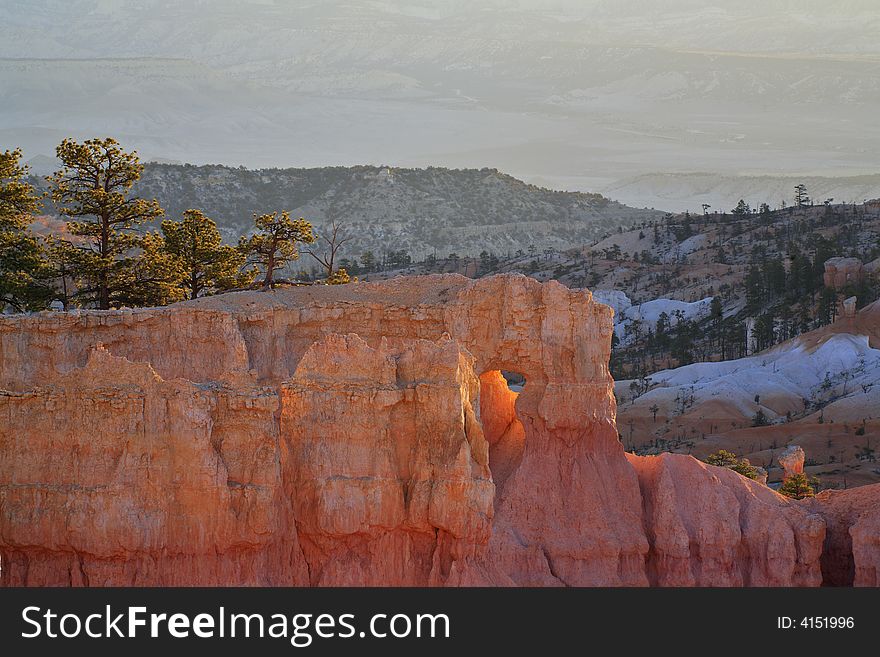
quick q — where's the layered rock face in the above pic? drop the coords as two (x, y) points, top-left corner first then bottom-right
(809, 487), (880, 587)
(626, 454), (824, 586)
(0, 274), (875, 586)
(823, 257), (864, 290)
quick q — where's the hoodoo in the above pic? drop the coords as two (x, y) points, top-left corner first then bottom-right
(0, 274), (876, 586)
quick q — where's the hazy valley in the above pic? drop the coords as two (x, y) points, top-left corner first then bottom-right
(4, 0), (880, 211)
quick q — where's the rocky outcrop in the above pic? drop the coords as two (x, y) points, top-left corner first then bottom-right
(0, 273), (871, 587)
(808, 486), (880, 587)
(823, 257), (864, 290)
(1, 274), (644, 586)
(627, 453), (824, 586)
(779, 445), (806, 480)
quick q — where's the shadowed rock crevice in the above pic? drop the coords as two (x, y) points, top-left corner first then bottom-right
(808, 487), (879, 587)
(479, 370), (526, 500)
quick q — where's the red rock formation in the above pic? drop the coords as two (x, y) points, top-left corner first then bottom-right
(0, 273), (869, 587)
(0, 345), (306, 586)
(779, 445), (806, 480)
(627, 453), (824, 586)
(808, 486), (880, 587)
(823, 257), (864, 291)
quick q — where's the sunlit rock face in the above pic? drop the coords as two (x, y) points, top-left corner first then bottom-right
(0, 273), (867, 587)
(626, 453), (824, 587)
(779, 445), (806, 480)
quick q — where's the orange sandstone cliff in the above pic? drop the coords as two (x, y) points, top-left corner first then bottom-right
(0, 274), (876, 586)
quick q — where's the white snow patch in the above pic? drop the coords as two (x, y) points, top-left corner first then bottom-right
(619, 333), (880, 422)
(678, 234), (707, 255)
(602, 294), (714, 343)
(592, 289), (632, 317)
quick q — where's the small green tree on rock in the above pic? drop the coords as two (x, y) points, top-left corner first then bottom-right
(239, 211), (315, 289)
(778, 473), (816, 499)
(705, 449), (759, 480)
(161, 209), (252, 299)
(326, 267), (353, 285)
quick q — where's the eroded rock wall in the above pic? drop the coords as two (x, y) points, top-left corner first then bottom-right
(0, 274), (868, 586)
(627, 453), (824, 587)
(809, 486), (880, 587)
(0, 346), (305, 586)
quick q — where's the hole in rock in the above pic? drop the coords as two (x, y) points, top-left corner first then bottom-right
(479, 370), (526, 497)
(502, 370), (526, 392)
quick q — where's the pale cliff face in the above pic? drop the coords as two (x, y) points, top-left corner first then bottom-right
(0, 274), (874, 586)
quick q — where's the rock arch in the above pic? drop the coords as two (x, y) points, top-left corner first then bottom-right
(1, 274), (865, 587)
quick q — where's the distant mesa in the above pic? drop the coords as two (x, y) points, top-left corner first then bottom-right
(24, 154), (60, 176)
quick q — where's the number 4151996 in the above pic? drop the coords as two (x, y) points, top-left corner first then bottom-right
(777, 617), (854, 629)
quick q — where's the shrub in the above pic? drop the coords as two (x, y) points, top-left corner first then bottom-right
(705, 450), (759, 480)
(778, 473), (817, 499)
(752, 409), (770, 427)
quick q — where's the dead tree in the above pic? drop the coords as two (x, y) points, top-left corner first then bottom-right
(304, 220), (353, 279)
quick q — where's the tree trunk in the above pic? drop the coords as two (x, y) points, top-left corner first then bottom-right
(99, 212), (110, 310)
(263, 251), (275, 289)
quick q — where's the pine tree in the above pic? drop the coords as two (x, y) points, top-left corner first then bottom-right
(753, 312), (776, 351)
(161, 209), (252, 299)
(44, 236), (79, 310)
(797, 303), (812, 334)
(778, 473), (816, 499)
(763, 259), (786, 298)
(239, 211), (315, 288)
(744, 265), (763, 314)
(705, 450), (759, 479)
(732, 199), (751, 215)
(116, 232), (186, 308)
(0, 148), (55, 311)
(360, 250), (377, 273)
(49, 138), (164, 309)
(655, 311), (670, 350)
(817, 287), (837, 325)
(812, 237), (835, 285)
(777, 303), (794, 342)
(710, 296), (723, 341)
(670, 319), (695, 365)
(752, 409), (770, 427)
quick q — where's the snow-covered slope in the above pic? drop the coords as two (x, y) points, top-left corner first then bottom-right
(618, 333), (880, 423)
(591, 290), (632, 317)
(594, 290), (714, 343)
